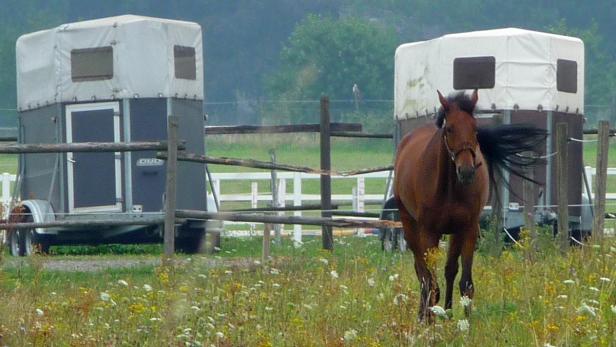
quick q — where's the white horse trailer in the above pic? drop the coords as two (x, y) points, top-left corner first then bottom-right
(9, 15), (221, 255)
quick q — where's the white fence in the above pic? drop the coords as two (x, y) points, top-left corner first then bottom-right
(209, 171), (391, 242)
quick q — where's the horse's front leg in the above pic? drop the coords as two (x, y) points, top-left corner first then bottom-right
(444, 234), (462, 310)
(409, 231), (441, 321)
(459, 224), (479, 317)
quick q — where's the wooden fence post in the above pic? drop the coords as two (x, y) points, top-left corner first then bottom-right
(293, 172), (302, 246)
(262, 223), (271, 262)
(269, 149), (281, 243)
(320, 96), (333, 250)
(556, 122), (569, 252)
(593, 120), (610, 243)
(523, 167), (536, 247)
(164, 116), (179, 261)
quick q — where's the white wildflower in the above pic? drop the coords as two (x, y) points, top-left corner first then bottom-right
(587, 299), (600, 305)
(611, 305), (616, 314)
(588, 286), (600, 293)
(215, 331), (224, 339)
(544, 343), (556, 347)
(430, 305), (448, 318)
(117, 280), (129, 287)
(270, 268), (280, 275)
(388, 273), (399, 281)
(100, 292), (111, 302)
(143, 284), (153, 292)
(393, 293), (408, 305)
(150, 317), (161, 322)
(35, 308), (44, 317)
(190, 306), (200, 311)
(460, 296), (472, 307)
(340, 285), (348, 291)
(330, 270), (339, 279)
(457, 319), (470, 332)
(319, 258), (329, 265)
(303, 304), (313, 310)
(377, 293), (385, 301)
(265, 306), (273, 312)
(206, 323), (215, 330)
(339, 305), (347, 310)
(343, 329), (358, 342)
(563, 279), (575, 285)
(253, 260), (261, 265)
(367, 278), (375, 287)
(224, 270), (233, 275)
(577, 303), (597, 317)
(51, 292), (56, 296)
(557, 295), (568, 299)
(272, 283), (281, 289)
(599, 277), (611, 283)
(198, 274), (207, 279)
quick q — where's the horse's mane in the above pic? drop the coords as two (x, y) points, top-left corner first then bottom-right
(435, 91), (476, 128)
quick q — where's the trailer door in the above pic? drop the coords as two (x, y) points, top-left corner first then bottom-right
(66, 102), (122, 213)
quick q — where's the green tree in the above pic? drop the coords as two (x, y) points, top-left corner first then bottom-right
(266, 15), (397, 103)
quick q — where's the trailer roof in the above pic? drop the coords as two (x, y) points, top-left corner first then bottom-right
(395, 28), (584, 119)
(16, 15), (204, 111)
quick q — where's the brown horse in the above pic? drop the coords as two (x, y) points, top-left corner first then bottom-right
(394, 90), (545, 320)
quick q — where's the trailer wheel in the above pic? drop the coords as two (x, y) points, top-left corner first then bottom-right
(8, 230), (22, 256)
(175, 226), (206, 254)
(8, 213), (49, 256)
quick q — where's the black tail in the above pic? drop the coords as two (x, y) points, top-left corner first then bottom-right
(477, 124), (547, 194)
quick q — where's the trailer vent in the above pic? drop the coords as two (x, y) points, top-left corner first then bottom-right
(71, 46), (114, 82)
(453, 56), (495, 90)
(557, 59), (577, 93)
(174, 45), (196, 80)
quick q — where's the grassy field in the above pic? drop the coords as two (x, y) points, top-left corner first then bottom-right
(0, 235), (614, 345)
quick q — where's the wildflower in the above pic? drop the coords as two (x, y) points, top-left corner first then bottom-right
(303, 304), (313, 310)
(213, 247), (221, 251)
(457, 319), (470, 332)
(557, 295), (568, 299)
(343, 329), (358, 342)
(150, 317), (161, 322)
(253, 260), (261, 265)
(563, 279), (575, 285)
(340, 285), (348, 291)
(393, 293), (408, 305)
(191, 306), (200, 311)
(51, 292), (56, 296)
(367, 278), (375, 287)
(215, 331), (224, 339)
(339, 305), (347, 310)
(577, 303), (597, 317)
(224, 270), (233, 275)
(611, 305), (616, 314)
(545, 343), (556, 347)
(330, 270), (339, 279)
(388, 274), (399, 282)
(272, 283), (281, 289)
(117, 280), (129, 287)
(588, 286), (600, 293)
(265, 306), (273, 312)
(599, 277), (611, 283)
(319, 258), (329, 265)
(100, 292), (111, 302)
(430, 305), (448, 318)
(587, 299), (600, 305)
(206, 323), (215, 330)
(198, 274), (207, 279)
(143, 284), (153, 292)
(460, 296), (472, 307)
(35, 309), (44, 317)
(270, 268), (280, 275)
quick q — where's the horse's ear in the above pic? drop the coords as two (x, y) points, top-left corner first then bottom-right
(437, 90), (449, 110)
(471, 89), (478, 109)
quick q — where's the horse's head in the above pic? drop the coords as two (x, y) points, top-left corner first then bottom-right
(436, 90), (481, 185)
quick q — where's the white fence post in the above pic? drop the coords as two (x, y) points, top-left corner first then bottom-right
(356, 176), (366, 237)
(293, 172), (302, 246)
(251, 182), (258, 235)
(584, 166), (593, 198)
(278, 178), (286, 234)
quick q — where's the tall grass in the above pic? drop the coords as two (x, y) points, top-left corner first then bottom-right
(0, 235), (614, 345)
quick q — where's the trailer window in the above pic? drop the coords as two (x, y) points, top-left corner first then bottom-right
(71, 46), (114, 82)
(174, 45), (196, 80)
(557, 59), (577, 93)
(453, 56), (495, 90)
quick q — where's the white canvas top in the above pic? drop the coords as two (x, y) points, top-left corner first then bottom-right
(395, 28), (584, 119)
(16, 15), (204, 111)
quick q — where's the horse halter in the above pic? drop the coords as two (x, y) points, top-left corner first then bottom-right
(443, 130), (482, 169)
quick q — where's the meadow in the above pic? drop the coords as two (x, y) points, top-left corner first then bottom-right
(0, 234), (614, 345)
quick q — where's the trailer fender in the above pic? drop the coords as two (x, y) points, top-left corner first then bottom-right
(14, 199), (56, 235)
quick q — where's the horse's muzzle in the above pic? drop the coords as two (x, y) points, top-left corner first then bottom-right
(457, 166), (476, 185)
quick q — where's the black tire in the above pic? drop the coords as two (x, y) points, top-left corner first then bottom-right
(8, 214), (49, 257)
(175, 227), (206, 254)
(8, 230), (22, 256)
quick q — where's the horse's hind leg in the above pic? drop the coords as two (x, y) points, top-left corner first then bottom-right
(444, 234), (462, 310)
